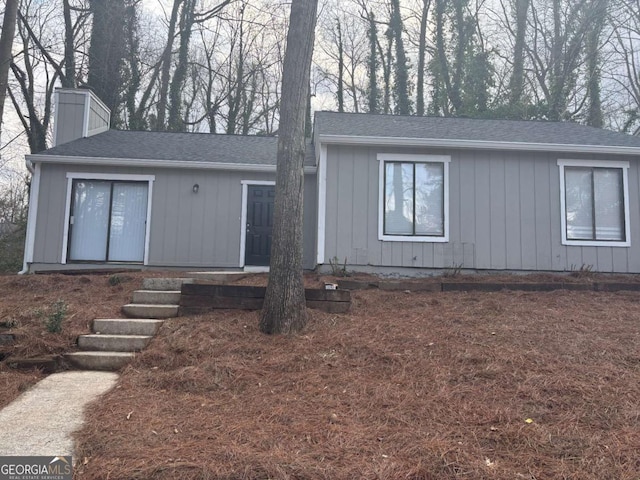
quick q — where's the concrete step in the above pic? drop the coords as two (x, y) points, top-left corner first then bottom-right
(187, 271), (248, 283)
(78, 334), (152, 352)
(93, 318), (164, 336)
(65, 351), (135, 371)
(132, 290), (181, 305)
(122, 304), (179, 319)
(142, 278), (193, 291)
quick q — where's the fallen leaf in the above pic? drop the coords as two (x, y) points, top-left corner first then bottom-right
(525, 418), (534, 424)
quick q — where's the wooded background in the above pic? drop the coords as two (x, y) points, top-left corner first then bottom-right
(2, 0), (640, 156)
(0, 0), (639, 200)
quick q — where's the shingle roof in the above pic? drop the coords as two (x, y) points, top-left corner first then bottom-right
(39, 130), (317, 166)
(37, 114), (640, 166)
(314, 112), (640, 149)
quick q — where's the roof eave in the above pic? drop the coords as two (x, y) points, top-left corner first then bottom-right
(317, 134), (640, 156)
(27, 154), (318, 174)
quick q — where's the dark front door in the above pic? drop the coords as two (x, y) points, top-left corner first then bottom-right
(245, 185), (275, 266)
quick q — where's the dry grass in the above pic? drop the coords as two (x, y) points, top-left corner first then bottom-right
(74, 287), (640, 479)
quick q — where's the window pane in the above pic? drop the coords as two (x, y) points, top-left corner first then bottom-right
(109, 183), (149, 261)
(415, 163), (444, 235)
(594, 168), (624, 241)
(69, 181), (111, 260)
(565, 168), (593, 240)
(385, 163), (414, 235)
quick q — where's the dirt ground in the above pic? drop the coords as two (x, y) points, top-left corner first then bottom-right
(2, 271), (640, 479)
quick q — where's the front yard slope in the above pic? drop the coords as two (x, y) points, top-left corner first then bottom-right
(75, 289), (640, 479)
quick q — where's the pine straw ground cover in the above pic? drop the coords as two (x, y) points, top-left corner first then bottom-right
(0, 272), (177, 409)
(75, 288), (640, 479)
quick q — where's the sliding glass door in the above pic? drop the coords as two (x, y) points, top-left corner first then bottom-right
(69, 180), (148, 262)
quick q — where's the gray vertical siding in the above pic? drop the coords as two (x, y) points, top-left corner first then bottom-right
(54, 91), (86, 146)
(54, 90), (109, 146)
(87, 98), (110, 134)
(32, 163), (317, 270)
(323, 144), (640, 273)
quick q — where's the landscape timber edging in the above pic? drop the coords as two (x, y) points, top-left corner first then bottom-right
(5, 355), (65, 373)
(336, 279), (640, 293)
(179, 284), (351, 315)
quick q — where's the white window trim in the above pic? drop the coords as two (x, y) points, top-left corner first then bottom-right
(557, 159), (630, 247)
(377, 153), (450, 243)
(239, 180), (276, 268)
(316, 144), (328, 265)
(61, 173), (155, 264)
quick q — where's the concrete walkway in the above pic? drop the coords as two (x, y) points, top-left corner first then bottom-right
(0, 371), (118, 456)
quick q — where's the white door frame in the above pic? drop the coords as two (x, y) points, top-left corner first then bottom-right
(62, 172), (155, 264)
(239, 180), (275, 268)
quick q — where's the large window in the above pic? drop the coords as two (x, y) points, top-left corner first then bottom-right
(62, 173), (154, 264)
(378, 154), (450, 242)
(558, 160), (630, 247)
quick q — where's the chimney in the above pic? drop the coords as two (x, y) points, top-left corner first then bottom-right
(52, 88), (111, 147)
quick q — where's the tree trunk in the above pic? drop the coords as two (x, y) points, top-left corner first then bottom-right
(336, 18), (344, 113)
(450, 0), (465, 114)
(259, 0), (318, 335)
(508, 0), (529, 111)
(0, 0), (19, 140)
(548, 0), (564, 120)
(366, 10), (379, 114)
(155, 0), (182, 130)
(586, 0), (607, 128)
(433, 0), (451, 115)
(87, 0), (126, 121)
(168, 0), (196, 132)
(390, 0), (411, 114)
(62, 0), (76, 88)
(381, 30), (393, 114)
(124, 2), (143, 129)
(416, 0), (430, 116)
(226, 4), (247, 135)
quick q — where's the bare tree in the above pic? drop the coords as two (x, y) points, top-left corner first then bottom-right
(585, 0), (608, 127)
(610, 0), (640, 132)
(0, 0), (19, 141)
(155, 0), (182, 130)
(9, 2), (61, 153)
(87, 0), (127, 120)
(317, 7), (368, 113)
(167, 0), (196, 131)
(260, 0), (318, 335)
(415, 0), (431, 116)
(508, 0), (530, 110)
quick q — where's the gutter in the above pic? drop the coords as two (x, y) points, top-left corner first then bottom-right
(19, 158), (36, 273)
(317, 134), (640, 156)
(18, 163), (41, 274)
(26, 154), (318, 174)
(25, 157), (34, 174)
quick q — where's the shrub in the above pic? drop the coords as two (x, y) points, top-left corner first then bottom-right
(0, 178), (28, 273)
(45, 300), (68, 333)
